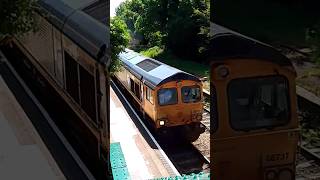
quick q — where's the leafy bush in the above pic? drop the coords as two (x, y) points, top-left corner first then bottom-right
(140, 46), (163, 58)
(0, 0), (37, 42)
(110, 16), (131, 74)
(306, 24), (320, 64)
(116, 0), (210, 60)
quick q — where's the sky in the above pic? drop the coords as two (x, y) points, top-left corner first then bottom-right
(110, 0), (126, 17)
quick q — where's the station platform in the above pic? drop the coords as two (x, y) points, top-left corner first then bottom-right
(110, 84), (179, 180)
(0, 70), (65, 179)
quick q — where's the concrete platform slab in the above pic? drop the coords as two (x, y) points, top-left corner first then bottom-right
(0, 76), (65, 180)
(110, 87), (172, 180)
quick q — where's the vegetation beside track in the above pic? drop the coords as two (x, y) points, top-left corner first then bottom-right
(0, 0), (37, 43)
(140, 46), (209, 78)
(214, 0), (320, 64)
(116, 0), (210, 60)
(296, 67), (320, 97)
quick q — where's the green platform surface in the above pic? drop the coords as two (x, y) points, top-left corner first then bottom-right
(110, 142), (210, 180)
(150, 172), (210, 180)
(110, 142), (130, 180)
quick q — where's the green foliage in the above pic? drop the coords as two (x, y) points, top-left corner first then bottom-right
(146, 31), (164, 47)
(141, 46), (209, 78)
(301, 127), (320, 148)
(110, 16), (131, 74)
(116, 0), (210, 60)
(167, 0), (210, 58)
(140, 46), (164, 58)
(116, 0), (144, 32)
(306, 24), (320, 64)
(0, 0), (37, 42)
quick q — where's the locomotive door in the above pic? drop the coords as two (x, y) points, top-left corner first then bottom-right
(140, 80), (145, 116)
(52, 28), (64, 86)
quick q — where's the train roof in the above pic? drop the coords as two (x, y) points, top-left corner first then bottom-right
(209, 23), (292, 66)
(118, 49), (201, 89)
(38, 0), (109, 66)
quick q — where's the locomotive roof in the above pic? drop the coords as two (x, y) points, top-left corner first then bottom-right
(118, 49), (201, 89)
(38, 0), (109, 66)
(209, 23), (292, 66)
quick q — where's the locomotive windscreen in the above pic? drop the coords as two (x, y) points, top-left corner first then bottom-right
(227, 76), (290, 131)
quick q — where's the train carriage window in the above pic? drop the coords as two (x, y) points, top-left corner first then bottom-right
(130, 78), (134, 92)
(181, 85), (201, 103)
(64, 51), (80, 103)
(130, 78), (141, 100)
(228, 76), (290, 131)
(134, 82), (141, 100)
(146, 86), (154, 104)
(158, 88), (178, 106)
(79, 65), (97, 123)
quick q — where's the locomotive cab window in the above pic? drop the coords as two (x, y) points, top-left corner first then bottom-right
(146, 87), (154, 104)
(158, 88), (177, 106)
(181, 85), (201, 103)
(228, 76), (290, 131)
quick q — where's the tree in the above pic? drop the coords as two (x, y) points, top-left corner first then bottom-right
(166, 0), (210, 58)
(0, 0), (37, 43)
(110, 16), (131, 74)
(116, 0), (210, 60)
(306, 23), (320, 64)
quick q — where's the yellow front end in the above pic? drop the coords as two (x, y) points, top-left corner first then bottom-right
(154, 80), (203, 129)
(214, 130), (299, 180)
(211, 59), (299, 180)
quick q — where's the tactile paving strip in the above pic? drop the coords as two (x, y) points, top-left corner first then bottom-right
(150, 172), (210, 180)
(110, 142), (130, 180)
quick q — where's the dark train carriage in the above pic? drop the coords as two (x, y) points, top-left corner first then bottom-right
(13, 0), (110, 177)
(209, 23), (299, 180)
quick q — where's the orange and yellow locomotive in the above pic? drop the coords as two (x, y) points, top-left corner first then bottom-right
(210, 24), (299, 180)
(115, 49), (205, 141)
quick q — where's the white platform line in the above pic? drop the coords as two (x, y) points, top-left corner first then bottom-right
(0, 50), (96, 180)
(111, 80), (181, 177)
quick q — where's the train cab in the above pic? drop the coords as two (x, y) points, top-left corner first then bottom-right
(116, 49), (205, 141)
(209, 24), (299, 180)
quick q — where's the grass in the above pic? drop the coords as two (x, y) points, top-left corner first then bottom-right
(140, 46), (209, 78)
(299, 68), (320, 78)
(139, 46), (210, 91)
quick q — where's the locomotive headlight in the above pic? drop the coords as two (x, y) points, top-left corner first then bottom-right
(196, 114), (202, 121)
(216, 65), (229, 78)
(159, 120), (165, 126)
(265, 170), (277, 180)
(278, 169), (293, 180)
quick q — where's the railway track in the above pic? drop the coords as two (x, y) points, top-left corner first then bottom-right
(185, 90), (211, 165)
(160, 142), (210, 174)
(202, 90), (210, 130)
(112, 78), (210, 175)
(277, 45), (311, 58)
(299, 144), (320, 166)
(296, 144), (320, 179)
(296, 86), (320, 179)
